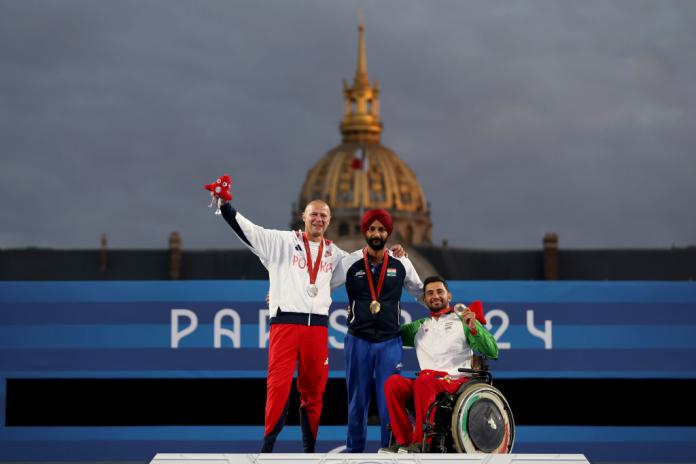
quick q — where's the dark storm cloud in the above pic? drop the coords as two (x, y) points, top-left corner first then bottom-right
(1, 0), (695, 249)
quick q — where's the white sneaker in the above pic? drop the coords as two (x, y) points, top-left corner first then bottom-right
(397, 443), (422, 453)
(377, 444), (402, 454)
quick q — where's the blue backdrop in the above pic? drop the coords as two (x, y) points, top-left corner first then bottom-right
(1, 280), (695, 461)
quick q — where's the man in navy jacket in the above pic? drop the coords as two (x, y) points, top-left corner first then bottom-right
(332, 209), (422, 452)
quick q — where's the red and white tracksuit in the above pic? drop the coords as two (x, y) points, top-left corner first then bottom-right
(385, 370), (468, 445)
(221, 203), (347, 452)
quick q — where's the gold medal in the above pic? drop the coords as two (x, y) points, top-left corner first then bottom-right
(363, 248), (389, 317)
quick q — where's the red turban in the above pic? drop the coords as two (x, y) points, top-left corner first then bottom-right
(360, 209), (393, 235)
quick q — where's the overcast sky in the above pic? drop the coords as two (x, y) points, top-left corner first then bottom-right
(1, 0), (695, 250)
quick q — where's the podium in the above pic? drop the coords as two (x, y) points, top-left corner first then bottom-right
(150, 453), (591, 464)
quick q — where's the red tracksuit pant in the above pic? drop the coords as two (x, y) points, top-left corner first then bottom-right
(262, 323), (328, 452)
(384, 371), (468, 446)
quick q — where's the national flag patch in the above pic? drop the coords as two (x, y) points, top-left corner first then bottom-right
(387, 268), (397, 277)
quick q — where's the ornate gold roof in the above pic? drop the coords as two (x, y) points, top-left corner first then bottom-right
(292, 20), (432, 247)
(301, 142), (427, 213)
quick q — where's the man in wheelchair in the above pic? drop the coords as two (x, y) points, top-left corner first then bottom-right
(379, 276), (513, 454)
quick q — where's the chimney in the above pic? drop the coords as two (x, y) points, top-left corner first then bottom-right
(543, 232), (559, 280)
(99, 233), (108, 273)
(169, 232), (182, 280)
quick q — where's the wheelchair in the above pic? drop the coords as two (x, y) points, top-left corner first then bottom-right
(393, 356), (515, 454)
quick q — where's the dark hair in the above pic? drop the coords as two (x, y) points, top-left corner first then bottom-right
(423, 275), (448, 293)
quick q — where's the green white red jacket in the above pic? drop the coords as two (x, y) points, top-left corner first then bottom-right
(401, 311), (499, 377)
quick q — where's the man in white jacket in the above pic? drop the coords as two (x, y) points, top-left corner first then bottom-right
(220, 198), (347, 453)
(380, 276), (499, 453)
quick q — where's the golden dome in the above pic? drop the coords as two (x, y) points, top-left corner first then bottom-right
(292, 21), (432, 247)
(301, 142), (428, 213)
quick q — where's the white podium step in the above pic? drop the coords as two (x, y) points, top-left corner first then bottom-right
(150, 453), (590, 464)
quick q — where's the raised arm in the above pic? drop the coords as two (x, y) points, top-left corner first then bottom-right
(464, 320), (499, 360)
(220, 202), (285, 263)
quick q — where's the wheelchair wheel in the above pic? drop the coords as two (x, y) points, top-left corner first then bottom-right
(450, 381), (514, 453)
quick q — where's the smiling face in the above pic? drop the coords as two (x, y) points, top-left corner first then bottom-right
(302, 200), (331, 240)
(364, 220), (389, 250)
(423, 280), (452, 312)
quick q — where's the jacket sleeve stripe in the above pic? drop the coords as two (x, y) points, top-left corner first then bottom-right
(221, 203), (253, 248)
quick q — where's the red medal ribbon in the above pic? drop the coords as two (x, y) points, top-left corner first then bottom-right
(430, 306), (454, 318)
(303, 233), (324, 285)
(363, 248), (389, 303)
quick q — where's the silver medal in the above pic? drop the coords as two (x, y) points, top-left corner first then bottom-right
(307, 284), (318, 298)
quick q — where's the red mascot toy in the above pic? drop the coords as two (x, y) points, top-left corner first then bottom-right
(454, 300), (487, 335)
(204, 174), (233, 215)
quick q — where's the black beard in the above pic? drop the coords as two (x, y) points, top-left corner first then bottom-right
(427, 301), (448, 312)
(367, 237), (386, 250)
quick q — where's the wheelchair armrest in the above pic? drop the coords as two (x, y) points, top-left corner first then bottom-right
(457, 367), (492, 384)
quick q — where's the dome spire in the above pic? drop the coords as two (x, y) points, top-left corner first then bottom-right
(355, 15), (369, 87)
(340, 18), (382, 143)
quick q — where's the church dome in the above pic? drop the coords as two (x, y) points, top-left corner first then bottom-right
(292, 21), (432, 247)
(297, 141), (431, 244)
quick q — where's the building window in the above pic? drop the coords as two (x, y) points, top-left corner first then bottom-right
(339, 222), (349, 236)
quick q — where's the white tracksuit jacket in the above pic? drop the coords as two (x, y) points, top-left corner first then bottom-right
(221, 203), (348, 321)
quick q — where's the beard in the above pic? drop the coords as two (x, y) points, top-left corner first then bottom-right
(426, 298), (449, 312)
(367, 236), (386, 250)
